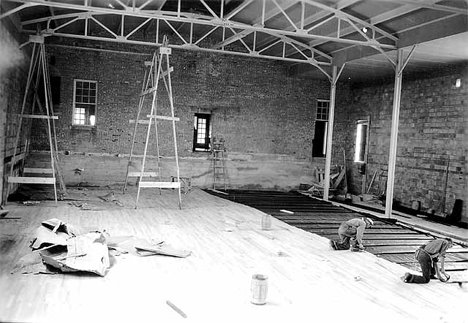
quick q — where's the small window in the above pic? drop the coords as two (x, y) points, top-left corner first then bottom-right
(73, 79), (97, 126)
(193, 113), (211, 152)
(354, 120), (369, 163)
(312, 99), (330, 158)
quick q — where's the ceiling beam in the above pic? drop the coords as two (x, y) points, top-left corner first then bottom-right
(366, 0), (468, 15)
(332, 14), (467, 66)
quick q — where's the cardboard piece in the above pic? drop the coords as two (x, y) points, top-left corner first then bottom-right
(24, 218), (110, 276)
(40, 232), (110, 276)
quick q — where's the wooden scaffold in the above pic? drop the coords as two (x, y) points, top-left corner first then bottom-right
(123, 36), (182, 209)
(6, 35), (66, 205)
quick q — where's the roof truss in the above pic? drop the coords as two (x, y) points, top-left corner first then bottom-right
(1, 0), (466, 80)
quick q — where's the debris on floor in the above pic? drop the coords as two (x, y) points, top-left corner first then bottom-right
(23, 201), (40, 206)
(68, 201), (95, 210)
(134, 240), (192, 258)
(98, 191), (123, 206)
(12, 218), (191, 276)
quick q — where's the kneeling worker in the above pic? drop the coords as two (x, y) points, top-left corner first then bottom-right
(401, 238), (453, 284)
(329, 217), (374, 252)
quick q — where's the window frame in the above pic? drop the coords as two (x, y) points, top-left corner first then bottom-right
(354, 119), (369, 163)
(72, 79), (98, 127)
(193, 113), (211, 152)
(312, 99), (330, 158)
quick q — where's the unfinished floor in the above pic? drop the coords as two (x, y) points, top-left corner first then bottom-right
(0, 187), (467, 323)
(205, 190), (468, 271)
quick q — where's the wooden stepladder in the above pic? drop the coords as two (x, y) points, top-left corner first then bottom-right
(212, 137), (227, 190)
(6, 35), (66, 205)
(123, 36), (182, 209)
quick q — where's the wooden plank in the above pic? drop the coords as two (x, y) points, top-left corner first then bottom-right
(146, 115), (180, 122)
(19, 114), (58, 119)
(129, 115), (180, 124)
(127, 172), (158, 177)
(139, 181), (180, 188)
(300, 227), (417, 234)
(8, 177), (56, 184)
(367, 245), (468, 255)
(23, 168), (54, 174)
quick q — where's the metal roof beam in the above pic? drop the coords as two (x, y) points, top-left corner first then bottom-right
(333, 13), (467, 66)
(309, 3), (424, 47)
(368, 0), (468, 15)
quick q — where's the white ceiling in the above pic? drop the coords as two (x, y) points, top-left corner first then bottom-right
(294, 31), (468, 81)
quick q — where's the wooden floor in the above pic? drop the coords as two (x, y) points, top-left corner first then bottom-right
(1, 187), (467, 323)
(205, 190), (468, 272)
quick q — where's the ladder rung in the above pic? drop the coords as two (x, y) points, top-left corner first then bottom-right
(130, 115), (180, 123)
(20, 114), (58, 119)
(24, 168), (54, 174)
(146, 115), (180, 122)
(128, 172), (158, 177)
(8, 176), (56, 184)
(139, 181), (181, 188)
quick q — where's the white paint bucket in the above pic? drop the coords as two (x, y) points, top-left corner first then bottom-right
(251, 274), (268, 305)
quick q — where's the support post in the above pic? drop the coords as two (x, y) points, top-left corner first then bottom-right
(324, 66), (339, 200)
(385, 49), (403, 218)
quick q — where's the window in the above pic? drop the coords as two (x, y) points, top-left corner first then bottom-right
(312, 99), (330, 158)
(73, 79), (97, 126)
(354, 120), (369, 163)
(193, 113), (211, 152)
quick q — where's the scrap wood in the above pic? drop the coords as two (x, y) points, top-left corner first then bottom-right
(280, 209), (294, 214)
(166, 300), (187, 318)
(98, 191), (117, 202)
(23, 201), (40, 205)
(98, 191), (123, 206)
(68, 201), (95, 210)
(332, 168), (346, 189)
(210, 189), (229, 195)
(134, 240), (192, 258)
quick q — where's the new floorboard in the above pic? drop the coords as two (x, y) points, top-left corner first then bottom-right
(0, 188), (467, 323)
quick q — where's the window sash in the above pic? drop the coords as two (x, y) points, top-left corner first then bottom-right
(193, 114), (211, 151)
(73, 80), (97, 126)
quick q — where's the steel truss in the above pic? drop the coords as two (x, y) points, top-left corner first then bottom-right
(0, 0), (407, 78)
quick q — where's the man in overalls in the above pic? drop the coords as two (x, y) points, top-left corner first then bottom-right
(401, 238), (453, 284)
(329, 217), (374, 252)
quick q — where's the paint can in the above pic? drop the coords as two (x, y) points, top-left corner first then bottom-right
(251, 274), (268, 305)
(261, 214), (272, 230)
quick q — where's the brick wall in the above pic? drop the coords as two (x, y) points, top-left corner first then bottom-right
(26, 38), (329, 190)
(334, 63), (468, 222)
(0, 20), (30, 205)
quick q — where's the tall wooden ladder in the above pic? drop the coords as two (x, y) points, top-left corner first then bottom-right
(212, 137), (227, 190)
(6, 35), (66, 205)
(123, 36), (182, 209)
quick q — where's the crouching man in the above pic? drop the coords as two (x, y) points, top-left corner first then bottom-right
(329, 217), (374, 252)
(401, 238), (453, 284)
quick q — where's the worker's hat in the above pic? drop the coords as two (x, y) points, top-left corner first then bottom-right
(363, 217), (374, 227)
